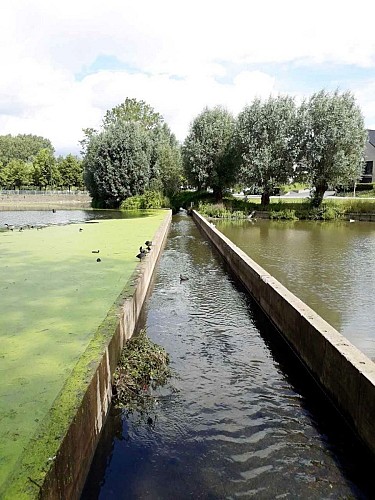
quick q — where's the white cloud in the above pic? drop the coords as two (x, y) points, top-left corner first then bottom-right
(1, 0), (375, 154)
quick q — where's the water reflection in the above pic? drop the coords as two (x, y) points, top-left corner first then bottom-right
(216, 219), (375, 360)
(82, 215), (375, 499)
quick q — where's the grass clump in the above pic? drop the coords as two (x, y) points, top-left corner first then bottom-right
(113, 329), (171, 414)
(198, 202), (248, 219)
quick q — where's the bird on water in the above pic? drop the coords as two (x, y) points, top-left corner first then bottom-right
(180, 274), (189, 281)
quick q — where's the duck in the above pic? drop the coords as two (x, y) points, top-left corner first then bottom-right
(96, 258), (101, 262)
(180, 274), (189, 281)
(136, 252), (146, 261)
(92, 250), (100, 253)
(5, 224), (14, 231)
(145, 240), (152, 247)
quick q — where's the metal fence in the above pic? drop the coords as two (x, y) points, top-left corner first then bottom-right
(0, 190), (89, 196)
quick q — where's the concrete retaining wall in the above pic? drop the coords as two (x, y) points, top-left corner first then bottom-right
(192, 210), (375, 456)
(39, 211), (172, 499)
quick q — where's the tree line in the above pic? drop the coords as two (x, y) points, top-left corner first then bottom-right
(0, 134), (83, 191)
(0, 90), (366, 206)
(183, 90), (367, 207)
(83, 91), (367, 209)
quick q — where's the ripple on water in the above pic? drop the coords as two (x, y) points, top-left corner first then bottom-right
(82, 214), (375, 500)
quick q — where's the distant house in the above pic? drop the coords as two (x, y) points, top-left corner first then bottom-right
(362, 129), (375, 183)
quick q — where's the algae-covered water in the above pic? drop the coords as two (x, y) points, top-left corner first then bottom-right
(0, 209), (168, 494)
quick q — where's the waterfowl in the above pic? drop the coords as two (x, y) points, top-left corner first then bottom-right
(180, 274), (189, 281)
(136, 252), (146, 261)
(248, 210), (256, 219)
(79, 228), (83, 232)
(96, 258), (101, 262)
(92, 250), (100, 253)
(145, 240), (152, 247)
(349, 219), (355, 223)
(5, 224), (14, 231)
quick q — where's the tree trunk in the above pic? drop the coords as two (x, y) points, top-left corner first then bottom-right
(311, 182), (328, 207)
(261, 190), (270, 206)
(213, 186), (223, 201)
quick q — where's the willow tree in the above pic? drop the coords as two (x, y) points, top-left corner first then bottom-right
(233, 95), (298, 206)
(182, 106), (235, 199)
(296, 90), (367, 206)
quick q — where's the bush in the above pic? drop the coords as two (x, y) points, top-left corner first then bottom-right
(120, 190), (170, 210)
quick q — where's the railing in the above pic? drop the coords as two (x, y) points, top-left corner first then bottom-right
(0, 190), (89, 196)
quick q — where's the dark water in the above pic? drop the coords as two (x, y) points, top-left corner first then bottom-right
(82, 214), (375, 499)
(0, 209), (155, 229)
(215, 219), (375, 361)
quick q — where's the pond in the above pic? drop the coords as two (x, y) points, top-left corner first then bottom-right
(214, 219), (375, 361)
(0, 209), (155, 229)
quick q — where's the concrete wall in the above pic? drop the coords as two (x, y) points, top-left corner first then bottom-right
(192, 210), (375, 456)
(39, 211), (172, 499)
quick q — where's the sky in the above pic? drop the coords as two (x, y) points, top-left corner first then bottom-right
(1, 0), (375, 156)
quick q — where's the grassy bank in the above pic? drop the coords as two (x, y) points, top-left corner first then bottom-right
(0, 211), (167, 497)
(197, 197), (375, 221)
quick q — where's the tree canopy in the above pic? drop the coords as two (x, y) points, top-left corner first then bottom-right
(0, 134), (54, 165)
(295, 89), (367, 206)
(233, 96), (298, 205)
(82, 98), (182, 207)
(182, 106), (235, 199)
(84, 121), (152, 207)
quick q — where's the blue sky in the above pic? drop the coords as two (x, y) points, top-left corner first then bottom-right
(1, 0), (375, 156)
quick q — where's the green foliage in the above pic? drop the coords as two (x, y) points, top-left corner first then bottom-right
(32, 148), (59, 189)
(82, 98), (182, 207)
(296, 89), (367, 207)
(120, 190), (170, 210)
(233, 95), (298, 206)
(113, 329), (171, 413)
(0, 134), (54, 165)
(198, 202), (247, 219)
(269, 209), (298, 220)
(169, 189), (216, 213)
(182, 106), (235, 198)
(103, 98), (163, 130)
(57, 154), (83, 190)
(84, 122), (152, 208)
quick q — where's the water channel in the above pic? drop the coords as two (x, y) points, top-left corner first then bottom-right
(215, 219), (375, 361)
(82, 214), (375, 499)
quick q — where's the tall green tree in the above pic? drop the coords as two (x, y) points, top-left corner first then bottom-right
(102, 98), (163, 130)
(6, 159), (32, 189)
(182, 106), (235, 199)
(0, 134), (54, 165)
(58, 154), (84, 191)
(296, 89), (367, 206)
(82, 98), (182, 206)
(233, 96), (298, 206)
(151, 123), (183, 197)
(32, 148), (58, 189)
(84, 122), (152, 207)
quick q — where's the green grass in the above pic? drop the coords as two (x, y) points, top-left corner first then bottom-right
(0, 211), (167, 497)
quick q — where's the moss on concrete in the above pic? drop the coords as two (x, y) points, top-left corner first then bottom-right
(0, 210), (167, 498)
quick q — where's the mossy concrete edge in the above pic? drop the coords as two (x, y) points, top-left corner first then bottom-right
(3, 210), (172, 500)
(192, 209), (375, 456)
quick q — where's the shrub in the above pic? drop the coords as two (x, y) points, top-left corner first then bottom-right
(120, 190), (170, 210)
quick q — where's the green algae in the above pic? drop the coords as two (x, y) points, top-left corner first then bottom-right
(0, 210), (169, 498)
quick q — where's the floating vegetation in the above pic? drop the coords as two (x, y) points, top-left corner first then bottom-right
(113, 329), (172, 414)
